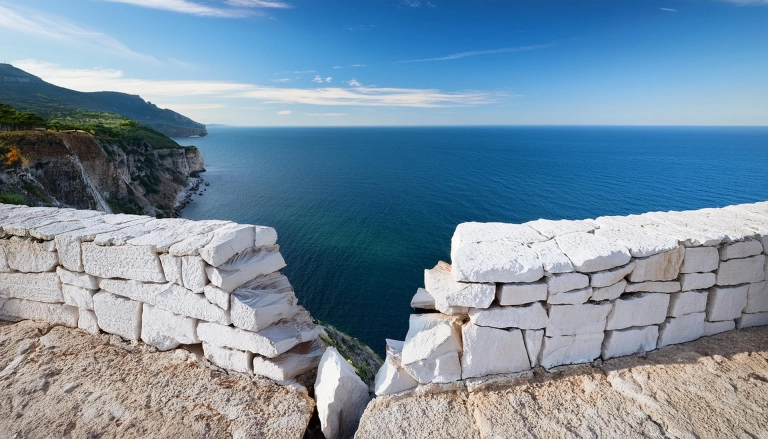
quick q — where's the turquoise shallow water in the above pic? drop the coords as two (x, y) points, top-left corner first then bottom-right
(176, 126), (768, 354)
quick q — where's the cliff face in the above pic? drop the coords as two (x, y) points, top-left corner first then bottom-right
(0, 130), (204, 217)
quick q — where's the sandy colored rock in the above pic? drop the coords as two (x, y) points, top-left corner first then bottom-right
(626, 246), (684, 282)
(1, 236), (59, 273)
(425, 261), (495, 309)
(528, 239), (574, 274)
(555, 232), (631, 273)
(589, 261), (635, 288)
(450, 241), (543, 283)
(591, 280), (626, 302)
(497, 281), (547, 306)
(81, 242), (165, 283)
(716, 254), (765, 286)
(680, 246), (719, 273)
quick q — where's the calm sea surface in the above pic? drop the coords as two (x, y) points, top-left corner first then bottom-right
(176, 126), (768, 354)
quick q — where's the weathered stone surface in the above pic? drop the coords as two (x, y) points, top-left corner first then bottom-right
(546, 303), (612, 336)
(497, 281), (547, 306)
(591, 280), (626, 302)
(93, 224), (152, 246)
(203, 284), (230, 310)
(253, 339), (325, 381)
(602, 326), (658, 360)
(56, 266), (98, 289)
(401, 350), (461, 384)
(720, 240), (764, 261)
(625, 281), (681, 293)
(451, 222), (547, 251)
(589, 261), (635, 288)
(594, 226), (680, 258)
(680, 246), (719, 273)
(606, 293), (670, 330)
(2, 237), (58, 272)
(141, 304), (199, 351)
(657, 312), (705, 347)
(199, 224), (256, 267)
(522, 329), (544, 367)
(181, 255), (208, 293)
(716, 255), (765, 286)
(410, 288), (435, 310)
(168, 233), (214, 257)
(461, 324), (529, 379)
(202, 342), (254, 374)
(155, 283), (230, 325)
(374, 339), (419, 396)
(424, 261), (495, 309)
(627, 246), (684, 282)
(29, 219), (91, 241)
(127, 220), (229, 252)
(55, 221), (146, 272)
(529, 239), (574, 274)
(737, 312), (768, 328)
(77, 308), (99, 335)
(745, 281), (768, 313)
(92, 291), (142, 340)
(401, 314), (461, 365)
(0, 272), (62, 303)
(82, 242), (165, 282)
(230, 273), (298, 332)
(0, 299), (78, 327)
(547, 272), (589, 295)
(205, 246), (286, 292)
(548, 286), (592, 305)
(254, 225), (279, 247)
(159, 254), (183, 286)
(62, 284), (96, 310)
(98, 278), (172, 305)
(555, 233), (631, 273)
(540, 332), (604, 369)
(526, 218), (598, 239)
(667, 290), (707, 317)
(706, 285), (749, 322)
(450, 241), (543, 283)
(703, 320), (735, 336)
(0, 245), (9, 273)
(315, 347), (370, 439)
(468, 303), (548, 330)
(679, 272), (716, 291)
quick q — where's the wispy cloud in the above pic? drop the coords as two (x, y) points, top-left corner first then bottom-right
(291, 70), (316, 74)
(0, 5), (155, 61)
(401, 0), (436, 8)
(659, 8), (677, 12)
(277, 110), (292, 115)
(333, 66), (343, 69)
(305, 113), (347, 116)
(346, 79), (362, 87)
(101, 0), (291, 17)
(350, 64), (367, 67)
(716, 0), (768, 4)
(272, 78), (292, 83)
(15, 60), (500, 108)
(395, 43), (552, 63)
(312, 75), (333, 83)
(225, 0), (292, 8)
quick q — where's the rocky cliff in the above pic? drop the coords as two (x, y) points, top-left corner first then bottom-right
(0, 130), (204, 217)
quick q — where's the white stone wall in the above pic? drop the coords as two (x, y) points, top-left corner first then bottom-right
(375, 201), (768, 396)
(0, 203), (323, 382)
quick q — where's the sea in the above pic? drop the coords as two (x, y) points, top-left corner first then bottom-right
(176, 126), (768, 355)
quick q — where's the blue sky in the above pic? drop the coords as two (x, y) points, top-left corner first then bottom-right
(0, 0), (766, 126)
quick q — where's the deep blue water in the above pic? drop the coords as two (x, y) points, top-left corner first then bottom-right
(177, 126), (768, 354)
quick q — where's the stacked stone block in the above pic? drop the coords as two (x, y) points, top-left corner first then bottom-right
(0, 203), (323, 382)
(376, 201), (768, 395)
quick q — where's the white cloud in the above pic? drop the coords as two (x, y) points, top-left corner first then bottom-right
(272, 78), (291, 83)
(0, 5), (154, 61)
(312, 75), (324, 83)
(347, 79), (362, 87)
(717, 0), (768, 4)
(659, 8), (677, 11)
(225, 0), (292, 8)
(292, 70), (316, 73)
(325, 77), (333, 82)
(304, 113), (347, 116)
(101, 0), (292, 17)
(277, 110), (292, 115)
(395, 43), (552, 63)
(350, 64), (367, 67)
(333, 66), (343, 69)
(15, 60), (499, 108)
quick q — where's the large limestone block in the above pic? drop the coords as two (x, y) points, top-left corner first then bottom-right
(168, 233), (214, 257)
(593, 226), (680, 258)
(2, 237), (58, 272)
(199, 224), (256, 267)
(203, 284), (230, 310)
(460, 324), (530, 379)
(529, 239), (574, 274)
(424, 261), (494, 309)
(606, 293), (670, 330)
(55, 220), (148, 272)
(99, 278), (171, 304)
(93, 224), (153, 246)
(680, 246), (719, 273)
(591, 280), (626, 302)
(451, 222), (546, 252)
(555, 233), (631, 273)
(540, 332), (604, 369)
(159, 254), (183, 286)
(667, 290), (707, 317)
(141, 304), (199, 351)
(468, 302), (548, 330)
(92, 291), (142, 341)
(401, 350), (461, 384)
(526, 218), (598, 239)
(706, 285), (748, 322)
(716, 255), (765, 286)
(374, 339), (418, 396)
(546, 303), (612, 337)
(720, 240), (763, 261)
(315, 347), (370, 439)
(657, 312), (705, 348)
(547, 272), (589, 295)
(401, 314), (462, 365)
(0, 298), (78, 327)
(703, 320), (735, 336)
(78, 308), (100, 335)
(202, 343), (254, 374)
(0, 245), (9, 273)
(589, 262), (635, 288)
(82, 242), (165, 282)
(127, 220), (229, 252)
(56, 266), (98, 290)
(736, 312), (768, 328)
(230, 273), (299, 332)
(679, 272), (716, 291)
(497, 281), (547, 306)
(745, 281), (768, 313)
(0, 272), (63, 303)
(548, 287), (592, 305)
(62, 284), (96, 310)
(450, 241), (543, 283)
(410, 288), (435, 310)
(601, 326), (658, 360)
(253, 339), (325, 381)
(29, 219), (92, 241)
(522, 329), (544, 367)
(627, 246), (684, 282)
(205, 246), (286, 292)
(253, 226), (279, 247)
(197, 308), (320, 358)
(155, 283), (230, 325)
(182, 256), (208, 293)
(625, 281), (681, 294)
